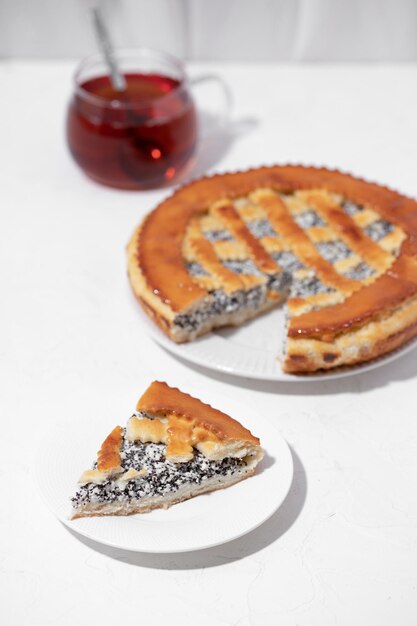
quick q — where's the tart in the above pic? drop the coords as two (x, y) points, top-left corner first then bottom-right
(127, 166), (417, 373)
(71, 381), (264, 518)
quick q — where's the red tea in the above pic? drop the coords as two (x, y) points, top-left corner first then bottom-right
(66, 73), (198, 189)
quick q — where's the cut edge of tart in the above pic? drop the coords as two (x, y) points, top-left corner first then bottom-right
(127, 165), (417, 373)
(70, 381), (264, 519)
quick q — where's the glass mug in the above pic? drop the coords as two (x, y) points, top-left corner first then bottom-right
(66, 48), (229, 190)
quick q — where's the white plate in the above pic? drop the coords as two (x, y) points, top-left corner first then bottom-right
(139, 305), (417, 382)
(36, 393), (293, 553)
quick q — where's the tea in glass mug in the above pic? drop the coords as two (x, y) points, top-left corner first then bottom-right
(67, 49), (203, 190)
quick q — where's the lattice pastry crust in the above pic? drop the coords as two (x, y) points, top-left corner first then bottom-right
(127, 166), (417, 373)
(71, 382), (263, 518)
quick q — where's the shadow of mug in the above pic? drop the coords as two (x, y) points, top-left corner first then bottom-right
(192, 112), (259, 180)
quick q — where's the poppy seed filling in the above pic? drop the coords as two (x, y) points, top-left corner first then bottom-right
(271, 250), (304, 272)
(169, 191), (398, 338)
(316, 240), (352, 263)
(344, 261), (374, 280)
(291, 275), (335, 298)
(342, 200), (364, 215)
(223, 259), (262, 276)
(204, 229), (233, 242)
(71, 435), (247, 508)
(173, 286), (266, 331)
(247, 219), (277, 238)
(295, 210), (326, 228)
(187, 261), (209, 276)
(364, 219), (394, 242)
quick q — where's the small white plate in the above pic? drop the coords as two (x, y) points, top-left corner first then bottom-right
(139, 305), (417, 382)
(36, 393), (293, 553)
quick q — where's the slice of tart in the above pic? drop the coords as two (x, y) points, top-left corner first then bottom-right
(71, 381), (264, 519)
(127, 165), (417, 373)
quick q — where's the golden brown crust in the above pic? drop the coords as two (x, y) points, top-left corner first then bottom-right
(212, 200), (280, 274)
(289, 255), (417, 340)
(137, 381), (260, 445)
(253, 189), (360, 294)
(127, 165), (417, 373)
(138, 207), (207, 312)
(78, 469), (108, 485)
(183, 216), (265, 293)
(126, 416), (168, 443)
(166, 416), (194, 462)
(97, 426), (123, 473)
(184, 221), (244, 293)
(284, 292), (417, 372)
(299, 189), (393, 271)
(130, 165), (417, 312)
(127, 226), (179, 324)
(284, 310), (417, 373)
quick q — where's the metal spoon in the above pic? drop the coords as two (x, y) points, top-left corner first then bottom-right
(91, 6), (126, 92)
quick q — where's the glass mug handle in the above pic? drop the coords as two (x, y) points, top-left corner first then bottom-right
(189, 75), (233, 140)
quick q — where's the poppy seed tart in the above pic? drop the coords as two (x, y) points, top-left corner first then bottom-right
(71, 381), (264, 518)
(127, 166), (417, 373)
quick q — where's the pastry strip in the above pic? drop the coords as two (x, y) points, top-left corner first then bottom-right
(211, 201), (281, 274)
(252, 189), (360, 294)
(299, 189), (393, 272)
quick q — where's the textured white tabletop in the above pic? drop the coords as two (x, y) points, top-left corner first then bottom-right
(2, 60), (417, 626)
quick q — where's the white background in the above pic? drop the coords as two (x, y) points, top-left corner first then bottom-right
(3, 0), (417, 623)
(2, 58), (417, 624)
(3, 0), (417, 61)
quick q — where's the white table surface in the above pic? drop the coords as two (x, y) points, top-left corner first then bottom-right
(2, 60), (417, 626)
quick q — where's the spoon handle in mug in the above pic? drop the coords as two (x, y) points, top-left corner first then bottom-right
(91, 6), (126, 92)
